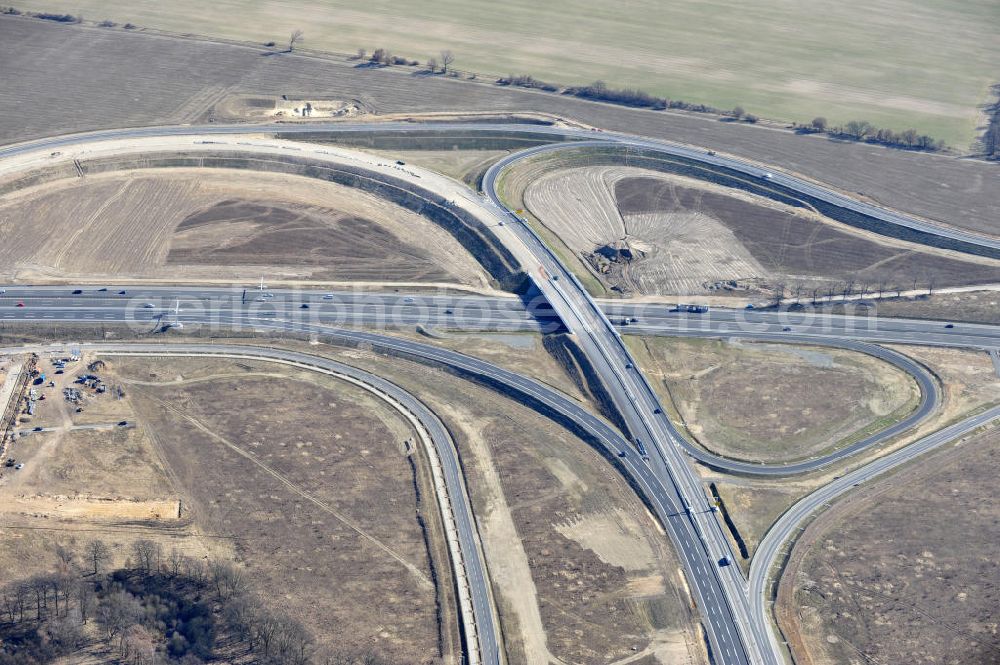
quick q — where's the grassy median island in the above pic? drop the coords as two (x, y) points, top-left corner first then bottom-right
(626, 336), (920, 464)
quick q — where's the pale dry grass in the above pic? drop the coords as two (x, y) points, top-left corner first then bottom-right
(628, 336), (918, 463)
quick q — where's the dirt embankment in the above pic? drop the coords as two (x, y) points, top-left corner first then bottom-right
(0, 167), (494, 287)
(329, 342), (705, 665)
(0, 151), (528, 289)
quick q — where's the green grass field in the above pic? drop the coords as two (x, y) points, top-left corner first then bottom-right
(13, 0), (998, 146)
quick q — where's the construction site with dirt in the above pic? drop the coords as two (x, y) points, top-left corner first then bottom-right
(0, 9), (998, 665)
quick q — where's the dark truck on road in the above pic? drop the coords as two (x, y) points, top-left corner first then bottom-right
(670, 304), (710, 314)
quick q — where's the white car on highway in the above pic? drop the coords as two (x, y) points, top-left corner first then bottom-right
(142, 303), (155, 309)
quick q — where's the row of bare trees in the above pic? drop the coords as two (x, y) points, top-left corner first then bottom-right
(0, 540), (318, 665)
(982, 83), (1000, 159)
(283, 28), (459, 76)
(769, 279), (937, 308)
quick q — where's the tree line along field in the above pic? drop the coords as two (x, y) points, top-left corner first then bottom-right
(7, 0), (997, 147)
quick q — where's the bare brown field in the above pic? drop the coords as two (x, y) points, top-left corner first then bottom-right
(777, 424), (1000, 665)
(860, 290), (1000, 325)
(525, 166), (768, 295)
(305, 340), (705, 665)
(626, 336), (918, 463)
(0, 354), (453, 663)
(614, 174), (1000, 293)
(116, 357), (448, 662)
(0, 168), (490, 286)
(1, 17), (998, 239)
(884, 346), (1000, 423)
(522, 164), (999, 297)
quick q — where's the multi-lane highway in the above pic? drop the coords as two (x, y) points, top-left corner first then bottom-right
(5, 286), (999, 350)
(3, 290), (998, 664)
(2, 285), (981, 478)
(1, 282), (996, 663)
(3, 121), (999, 664)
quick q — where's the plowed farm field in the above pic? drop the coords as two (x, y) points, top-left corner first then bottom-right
(0, 168), (491, 287)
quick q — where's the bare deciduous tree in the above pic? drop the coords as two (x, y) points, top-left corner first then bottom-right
(76, 581), (96, 624)
(224, 594), (261, 650)
(131, 539), (159, 576)
(39, 608), (84, 651)
(87, 539), (111, 575)
(30, 575), (49, 620)
(844, 120), (874, 139)
(55, 543), (76, 570)
(288, 29), (304, 52)
(439, 50), (454, 74)
(97, 589), (141, 646)
(2, 584), (27, 622)
(426, 57), (438, 73)
(168, 547), (184, 577)
(254, 610), (280, 658)
(275, 615), (314, 665)
(210, 560), (249, 600)
(842, 279), (855, 301)
(772, 283), (785, 308)
(811, 116), (827, 131)
(122, 624), (156, 664)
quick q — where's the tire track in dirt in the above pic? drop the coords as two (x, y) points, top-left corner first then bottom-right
(49, 177), (133, 269)
(135, 388), (434, 589)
